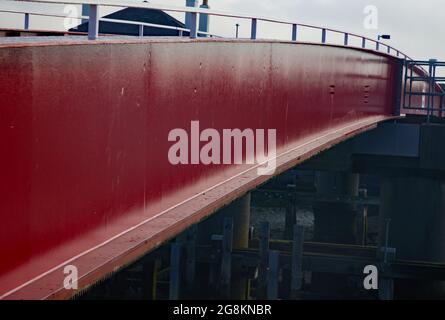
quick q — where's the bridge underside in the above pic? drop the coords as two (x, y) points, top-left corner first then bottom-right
(0, 37), (400, 299)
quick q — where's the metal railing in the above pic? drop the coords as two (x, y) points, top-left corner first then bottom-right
(403, 59), (445, 121)
(4, 0), (413, 60)
(0, 8), (217, 37)
(4, 0), (445, 120)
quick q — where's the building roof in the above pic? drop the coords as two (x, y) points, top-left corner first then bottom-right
(71, 7), (185, 36)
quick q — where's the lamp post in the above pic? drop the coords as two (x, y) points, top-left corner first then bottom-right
(378, 34), (391, 41)
(376, 34), (391, 51)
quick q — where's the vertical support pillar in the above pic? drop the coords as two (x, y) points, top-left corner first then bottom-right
(376, 42), (380, 51)
(251, 18), (257, 40)
(142, 259), (160, 300)
(231, 194), (251, 299)
(24, 13), (29, 30)
(344, 33), (349, 46)
(379, 278), (394, 300)
(313, 171), (358, 243)
(284, 202), (297, 240)
(185, 226), (197, 295)
(196, 194), (251, 299)
(232, 194), (251, 249)
(257, 221), (270, 299)
(267, 251), (280, 300)
(362, 37), (366, 48)
(169, 243), (182, 300)
(379, 171), (445, 299)
(221, 218), (233, 299)
(88, 4), (99, 40)
(379, 174), (445, 261)
(356, 189), (368, 246)
(321, 28), (327, 44)
(138, 25), (144, 37)
(378, 218), (395, 300)
(290, 225), (304, 299)
(292, 24), (297, 41)
(312, 171), (359, 297)
(208, 235), (221, 296)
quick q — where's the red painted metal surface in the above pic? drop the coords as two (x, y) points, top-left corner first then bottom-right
(0, 37), (399, 299)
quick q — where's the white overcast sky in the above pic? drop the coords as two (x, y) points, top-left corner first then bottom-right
(0, 0), (444, 61)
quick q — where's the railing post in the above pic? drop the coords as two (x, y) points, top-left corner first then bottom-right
(178, 30), (183, 37)
(344, 33), (349, 46)
(138, 25), (144, 37)
(81, 4), (89, 25)
(292, 24), (297, 41)
(87, 4), (99, 40)
(186, 12), (198, 39)
(362, 37), (366, 48)
(427, 59), (437, 123)
(321, 28), (326, 44)
(199, 1), (210, 36)
(189, 12), (198, 39)
(251, 18), (257, 40)
(24, 13), (29, 30)
(387, 46), (391, 54)
(376, 42), (380, 51)
(185, 0), (198, 30)
(396, 50), (400, 57)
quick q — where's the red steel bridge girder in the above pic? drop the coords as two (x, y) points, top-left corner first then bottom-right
(0, 38), (400, 299)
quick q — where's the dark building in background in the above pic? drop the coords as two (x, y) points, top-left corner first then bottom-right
(70, 7), (185, 36)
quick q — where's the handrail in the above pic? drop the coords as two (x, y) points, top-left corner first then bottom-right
(0, 8), (218, 37)
(7, 0), (412, 60)
(403, 59), (445, 121)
